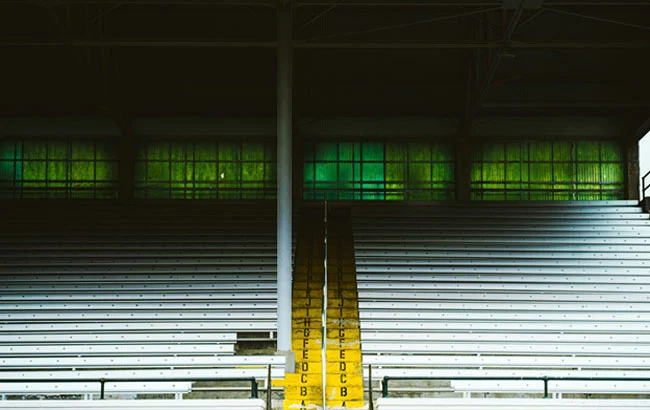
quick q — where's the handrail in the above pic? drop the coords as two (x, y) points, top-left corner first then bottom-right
(381, 376), (650, 399)
(641, 171), (650, 208)
(0, 377), (259, 399)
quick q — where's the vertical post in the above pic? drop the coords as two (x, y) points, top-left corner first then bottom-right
(100, 379), (106, 400)
(368, 365), (374, 410)
(266, 364), (273, 410)
(117, 118), (135, 200)
(382, 377), (389, 398)
(455, 136), (472, 201)
(623, 137), (640, 200)
(277, 2), (295, 371)
(543, 377), (549, 399)
(251, 378), (259, 399)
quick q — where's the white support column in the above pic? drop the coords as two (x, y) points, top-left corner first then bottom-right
(277, 3), (294, 370)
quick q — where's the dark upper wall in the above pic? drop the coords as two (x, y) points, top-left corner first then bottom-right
(0, 1), (648, 138)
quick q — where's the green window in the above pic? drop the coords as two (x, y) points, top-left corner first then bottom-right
(303, 141), (454, 200)
(0, 139), (118, 199)
(470, 140), (624, 200)
(134, 139), (276, 199)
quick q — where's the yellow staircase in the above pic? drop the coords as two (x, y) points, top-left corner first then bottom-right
(282, 208), (364, 410)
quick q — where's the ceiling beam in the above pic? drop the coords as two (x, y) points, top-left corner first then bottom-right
(460, 0), (525, 134)
(636, 117), (650, 140)
(2, 0), (650, 5)
(2, 39), (650, 48)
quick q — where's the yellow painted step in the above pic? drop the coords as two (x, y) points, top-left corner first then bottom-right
(326, 328), (360, 339)
(284, 385), (322, 399)
(325, 373), (363, 387)
(292, 317), (322, 328)
(326, 360), (362, 374)
(325, 348), (361, 362)
(292, 338), (323, 350)
(293, 298), (324, 308)
(326, 318), (360, 328)
(325, 308), (358, 318)
(323, 400), (366, 409)
(283, 373), (323, 386)
(295, 361), (322, 374)
(294, 308), (327, 317)
(293, 349), (322, 362)
(323, 385), (364, 401)
(293, 328), (321, 339)
(282, 400), (323, 410)
(325, 340), (361, 349)
(326, 298), (358, 308)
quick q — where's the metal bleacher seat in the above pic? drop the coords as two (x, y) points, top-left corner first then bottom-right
(352, 201), (650, 398)
(0, 201), (284, 399)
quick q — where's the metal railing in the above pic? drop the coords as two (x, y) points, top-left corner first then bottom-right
(0, 377), (259, 399)
(643, 170), (650, 210)
(381, 376), (650, 399)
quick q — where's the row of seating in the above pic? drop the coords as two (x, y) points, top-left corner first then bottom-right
(376, 398), (650, 410)
(352, 201), (650, 397)
(0, 201), (284, 398)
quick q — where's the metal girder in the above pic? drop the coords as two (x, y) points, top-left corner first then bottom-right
(461, 1), (525, 134)
(636, 117), (650, 140)
(2, 0), (650, 5)
(2, 39), (650, 48)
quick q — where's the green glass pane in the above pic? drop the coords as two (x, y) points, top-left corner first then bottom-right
(506, 144), (522, 161)
(482, 144), (505, 162)
(576, 163), (598, 183)
(408, 163), (430, 182)
(303, 142), (314, 161)
(339, 143), (354, 162)
(242, 143), (264, 161)
(385, 143), (405, 162)
(23, 161), (46, 182)
(147, 162), (169, 182)
(72, 141), (95, 160)
(194, 141), (216, 161)
(171, 162), (187, 183)
(242, 162), (264, 182)
(553, 163), (572, 182)
(195, 162), (216, 182)
(576, 141), (599, 161)
(219, 162), (239, 182)
(23, 141), (46, 160)
(47, 162), (67, 183)
(170, 142), (186, 161)
(505, 163), (521, 183)
(0, 141), (16, 161)
(95, 141), (116, 161)
(409, 142), (431, 161)
(314, 143), (337, 161)
(601, 142), (622, 161)
(601, 163), (623, 183)
(432, 143), (452, 162)
(530, 142), (552, 161)
(315, 163), (337, 185)
(48, 141), (67, 160)
(386, 163), (404, 183)
(0, 160), (14, 181)
(303, 163), (314, 183)
(530, 163), (552, 183)
(219, 143), (239, 162)
(362, 163), (384, 182)
(339, 163), (354, 183)
(553, 142), (571, 161)
(362, 143), (383, 161)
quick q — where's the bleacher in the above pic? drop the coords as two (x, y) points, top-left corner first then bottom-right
(352, 201), (650, 400)
(0, 201), (284, 404)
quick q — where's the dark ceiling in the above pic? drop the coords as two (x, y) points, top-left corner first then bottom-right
(1, 0), (649, 138)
